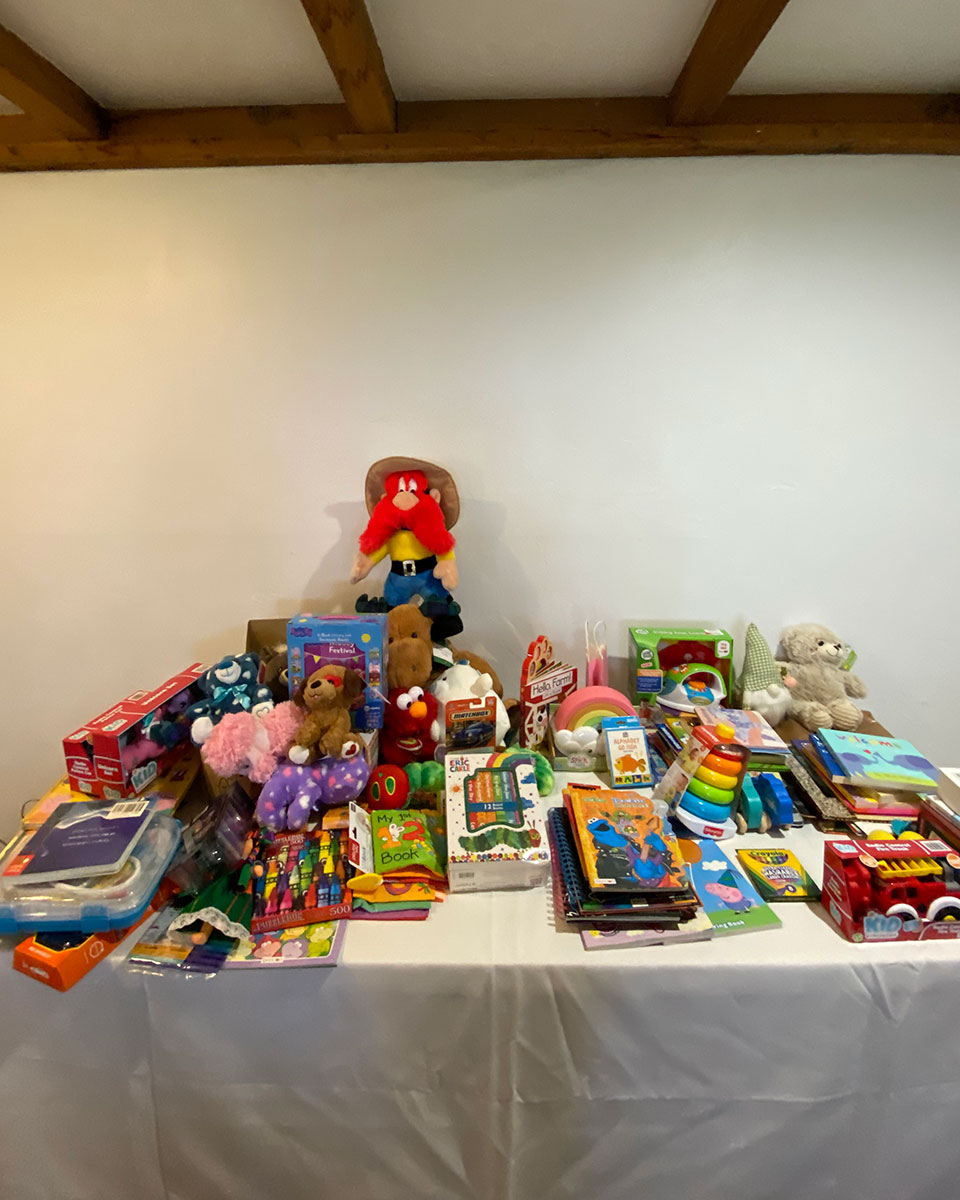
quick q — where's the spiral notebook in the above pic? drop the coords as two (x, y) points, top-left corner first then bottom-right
(548, 808), (696, 925)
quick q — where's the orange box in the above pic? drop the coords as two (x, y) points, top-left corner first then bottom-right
(12, 883), (174, 991)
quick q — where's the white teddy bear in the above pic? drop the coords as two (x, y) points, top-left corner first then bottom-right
(430, 662), (510, 746)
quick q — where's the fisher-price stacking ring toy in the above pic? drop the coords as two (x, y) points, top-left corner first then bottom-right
(552, 686), (635, 756)
(673, 721), (748, 840)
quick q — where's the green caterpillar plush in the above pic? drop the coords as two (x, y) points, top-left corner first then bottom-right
(405, 761), (444, 807)
(498, 747), (554, 797)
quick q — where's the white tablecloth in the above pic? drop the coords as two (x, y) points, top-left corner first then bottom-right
(4, 777), (960, 1200)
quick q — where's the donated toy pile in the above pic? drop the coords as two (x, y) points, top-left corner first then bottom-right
(5, 457), (960, 990)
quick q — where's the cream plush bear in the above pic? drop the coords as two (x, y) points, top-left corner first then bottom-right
(429, 662), (510, 746)
(777, 623), (866, 731)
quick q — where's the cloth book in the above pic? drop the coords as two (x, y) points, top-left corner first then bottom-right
(816, 729), (939, 793)
(1, 799), (154, 885)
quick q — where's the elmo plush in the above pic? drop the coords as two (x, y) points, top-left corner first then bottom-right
(380, 686), (440, 766)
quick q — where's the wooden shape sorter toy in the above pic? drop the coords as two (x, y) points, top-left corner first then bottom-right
(444, 752), (550, 892)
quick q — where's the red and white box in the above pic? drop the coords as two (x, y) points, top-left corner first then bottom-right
(822, 835), (960, 943)
(63, 664), (204, 799)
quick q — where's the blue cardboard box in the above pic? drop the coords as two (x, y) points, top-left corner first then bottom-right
(287, 614), (388, 732)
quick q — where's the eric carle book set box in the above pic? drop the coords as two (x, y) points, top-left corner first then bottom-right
(444, 751), (549, 892)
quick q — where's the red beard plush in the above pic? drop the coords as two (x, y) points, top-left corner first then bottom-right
(380, 686), (439, 767)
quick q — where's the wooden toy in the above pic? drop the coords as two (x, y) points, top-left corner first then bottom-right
(519, 636), (577, 752)
(735, 771), (794, 833)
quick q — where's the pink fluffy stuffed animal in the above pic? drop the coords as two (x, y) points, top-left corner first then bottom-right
(201, 701), (304, 784)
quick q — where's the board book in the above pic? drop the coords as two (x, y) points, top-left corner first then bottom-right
(735, 848), (820, 901)
(816, 729), (939, 793)
(445, 751), (549, 892)
(794, 739), (921, 819)
(697, 709), (788, 756)
(678, 838), (781, 936)
(563, 787), (692, 895)
(1, 799), (154, 885)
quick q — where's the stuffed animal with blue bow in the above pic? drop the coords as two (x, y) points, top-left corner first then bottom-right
(188, 654), (274, 745)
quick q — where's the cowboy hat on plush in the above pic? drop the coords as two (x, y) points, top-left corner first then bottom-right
(350, 457), (460, 608)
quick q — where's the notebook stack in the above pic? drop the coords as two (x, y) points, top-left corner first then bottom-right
(792, 728), (936, 820)
(550, 786), (711, 950)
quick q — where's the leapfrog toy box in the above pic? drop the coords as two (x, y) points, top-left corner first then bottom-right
(628, 626), (734, 703)
(444, 751), (549, 892)
(822, 836), (960, 942)
(287, 614), (387, 732)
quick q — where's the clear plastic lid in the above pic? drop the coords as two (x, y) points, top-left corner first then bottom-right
(0, 814), (181, 933)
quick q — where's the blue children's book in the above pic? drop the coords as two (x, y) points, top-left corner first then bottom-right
(677, 837), (781, 936)
(817, 729), (939, 793)
(1, 799), (154, 885)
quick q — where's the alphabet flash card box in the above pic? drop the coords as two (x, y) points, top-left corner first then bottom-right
(443, 752), (550, 892)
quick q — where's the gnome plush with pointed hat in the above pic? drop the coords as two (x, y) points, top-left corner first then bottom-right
(350, 457), (460, 609)
(738, 623), (793, 726)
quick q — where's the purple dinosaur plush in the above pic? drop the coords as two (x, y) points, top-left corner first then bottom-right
(256, 757), (371, 832)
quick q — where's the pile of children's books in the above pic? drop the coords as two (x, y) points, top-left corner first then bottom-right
(792, 728), (938, 822)
(550, 784), (789, 950)
(550, 785), (710, 950)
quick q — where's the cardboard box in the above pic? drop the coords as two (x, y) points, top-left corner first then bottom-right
(444, 751), (550, 892)
(24, 743), (200, 829)
(287, 614), (387, 732)
(245, 618), (290, 699)
(63, 665), (205, 799)
(822, 836), (960, 942)
(628, 626), (734, 704)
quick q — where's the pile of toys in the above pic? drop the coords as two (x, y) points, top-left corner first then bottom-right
(4, 456), (957, 989)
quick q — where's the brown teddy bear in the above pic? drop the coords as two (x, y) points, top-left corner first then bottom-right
(387, 603), (434, 691)
(387, 601), (507, 697)
(288, 665), (364, 763)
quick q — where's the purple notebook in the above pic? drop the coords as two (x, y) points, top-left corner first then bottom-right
(2, 799), (154, 885)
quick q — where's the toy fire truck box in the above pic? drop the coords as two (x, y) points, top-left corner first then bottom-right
(519, 635), (577, 752)
(628, 626), (733, 703)
(287, 614), (387, 732)
(822, 836), (960, 943)
(444, 751), (550, 892)
(63, 665), (205, 799)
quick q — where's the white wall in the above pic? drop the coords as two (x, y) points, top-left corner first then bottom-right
(1, 156), (958, 825)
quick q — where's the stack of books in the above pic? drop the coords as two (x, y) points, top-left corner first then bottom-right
(793, 728), (937, 820)
(696, 708), (790, 770)
(550, 786), (711, 950)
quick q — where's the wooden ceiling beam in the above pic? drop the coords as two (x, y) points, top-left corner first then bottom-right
(0, 22), (104, 138)
(669, 0), (792, 125)
(0, 95), (958, 171)
(299, 0), (395, 133)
